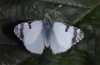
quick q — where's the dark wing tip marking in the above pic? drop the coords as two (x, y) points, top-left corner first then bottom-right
(14, 23), (24, 40)
(72, 27), (78, 43)
(14, 21), (34, 40)
(19, 23), (24, 40)
(77, 29), (84, 41)
(65, 24), (84, 44)
(72, 27), (84, 44)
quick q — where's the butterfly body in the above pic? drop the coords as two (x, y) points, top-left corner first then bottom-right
(43, 21), (53, 44)
(14, 20), (84, 54)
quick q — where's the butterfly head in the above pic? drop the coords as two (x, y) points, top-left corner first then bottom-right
(43, 5), (63, 22)
(43, 13), (53, 22)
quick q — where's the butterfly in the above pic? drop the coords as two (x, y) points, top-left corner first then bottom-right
(14, 12), (84, 54)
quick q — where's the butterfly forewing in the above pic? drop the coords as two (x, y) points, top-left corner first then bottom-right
(14, 20), (45, 54)
(50, 21), (84, 54)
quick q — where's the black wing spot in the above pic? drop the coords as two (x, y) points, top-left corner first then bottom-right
(65, 25), (70, 32)
(28, 22), (32, 29)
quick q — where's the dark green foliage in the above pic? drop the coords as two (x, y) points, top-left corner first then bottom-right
(0, 0), (99, 65)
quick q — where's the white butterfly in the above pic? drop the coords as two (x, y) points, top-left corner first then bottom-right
(14, 20), (84, 54)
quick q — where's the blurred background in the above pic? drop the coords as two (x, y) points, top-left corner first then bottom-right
(0, 0), (100, 65)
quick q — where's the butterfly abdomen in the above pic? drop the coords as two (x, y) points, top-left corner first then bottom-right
(43, 22), (53, 44)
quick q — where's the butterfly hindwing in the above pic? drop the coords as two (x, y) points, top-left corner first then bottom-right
(50, 22), (84, 54)
(14, 20), (45, 54)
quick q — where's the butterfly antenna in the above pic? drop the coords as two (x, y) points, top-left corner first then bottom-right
(33, 5), (43, 14)
(43, 5), (62, 21)
(49, 5), (62, 15)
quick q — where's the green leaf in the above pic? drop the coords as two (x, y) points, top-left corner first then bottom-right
(39, 49), (88, 65)
(0, 0), (99, 65)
